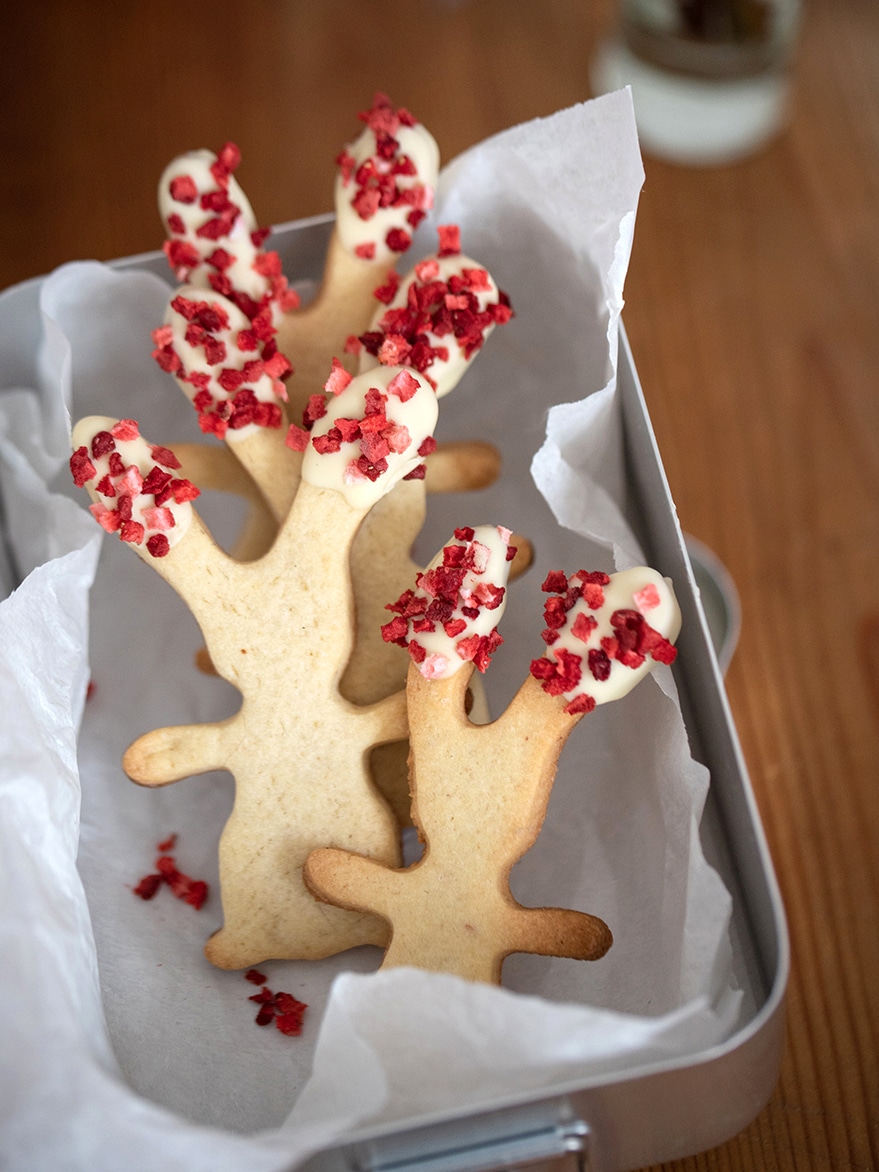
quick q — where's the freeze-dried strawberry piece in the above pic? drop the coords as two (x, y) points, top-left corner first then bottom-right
(543, 596), (570, 630)
(144, 532), (169, 557)
(472, 630), (503, 672)
(110, 419), (140, 442)
(244, 974), (308, 1036)
(541, 569), (569, 593)
(91, 431), (116, 459)
(164, 239), (200, 272)
(169, 174), (198, 203)
(373, 272), (401, 305)
(571, 613), (598, 642)
(120, 520), (145, 545)
(437, 224), (461, 256)
(313, 429), (343, 455)
(285, 423), (310, 452)
(408, 640), (427, 664)
(588, 647), (612, 682)
(150, 444), (182, 470)
(264, 351), (292, 380)
(274, 993), (307, 1036)
(378, 334), (412, 366)
(633, 583), (661, 613)
(303, 394), (328, 427)
(648, 636), (678, 665)
(386, 228), (412, 254)
(581, 581), (605, 609)
(564, 693), (596, 716)
(70, 447), (97, 487)
(324, 358), (353, 396)
(381, 615), (410, 644)
(132, 836), (207, 906)
(531, 646), (582, 696)
(170, 478), (200, 504)
(142, 506), (175, 532)
(133, 874), (163, 900)
(141, 465), (172, 497)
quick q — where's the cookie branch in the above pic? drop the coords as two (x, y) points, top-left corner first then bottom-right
(342, 236), (514, 702)
(158, 141), (299, 321)
(275, 93), (440, 403)
(153, 286), (298, 521)
(305, 557), (681, 984)
(171, 442), (275, 562)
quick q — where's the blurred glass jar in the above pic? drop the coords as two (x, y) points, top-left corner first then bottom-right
(593, 0), (801, 165)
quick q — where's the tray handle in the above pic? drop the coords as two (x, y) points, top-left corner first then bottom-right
(363, 1118), (594, 1172)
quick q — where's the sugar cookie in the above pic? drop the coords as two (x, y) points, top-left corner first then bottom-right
(305, 558), (680, 984)
(71, 364), (438, 967)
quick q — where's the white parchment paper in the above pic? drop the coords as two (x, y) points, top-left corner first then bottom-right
(0, 91), (741, 1171)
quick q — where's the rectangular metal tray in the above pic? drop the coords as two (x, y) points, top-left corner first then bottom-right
(2, 215), (789, 1172)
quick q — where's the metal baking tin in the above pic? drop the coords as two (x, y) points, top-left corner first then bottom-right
(20, 214), (786, 1172)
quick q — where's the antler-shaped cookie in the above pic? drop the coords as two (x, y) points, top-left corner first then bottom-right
(70, 364), (439, 968)
(305, 553), (681, 985)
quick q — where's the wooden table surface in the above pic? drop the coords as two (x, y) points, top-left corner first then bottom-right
(2, 2), (876, 1169)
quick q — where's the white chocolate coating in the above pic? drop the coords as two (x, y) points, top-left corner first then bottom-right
(334, 120), (439, 265)
(158, 149), (269, 303)
(301, 366), (438, 511)
(534, 567), (681, 710)
(158, 286), (288, 442)
(382, 525), (514, 679)
(358, 254), (505, 398)
(71, 416), (196, 554)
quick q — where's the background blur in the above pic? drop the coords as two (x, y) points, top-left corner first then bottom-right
(2, 2), (877, 1170)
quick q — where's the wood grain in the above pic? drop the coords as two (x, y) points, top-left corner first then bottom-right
(1, 1), (876, 1168)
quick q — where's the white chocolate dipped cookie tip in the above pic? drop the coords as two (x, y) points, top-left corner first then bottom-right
(291, 364), (439, 511)
(153, 285), (292, 442)
(70, 416), (199, 558)
(334, 93), (440, 266)
(530, 566), (681, 716)
(381, 524), (516, 679)
(354, 229), (514, 398)
(159, 143), (300, 316)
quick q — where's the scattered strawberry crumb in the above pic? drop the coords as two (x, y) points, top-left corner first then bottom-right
(244, 971), (308, 1036)
(132, 836), (208, 909)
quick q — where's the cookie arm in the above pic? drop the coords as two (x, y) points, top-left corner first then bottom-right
(124, 719), (237, 786)
(423, 441), (501, 494)
(304, 847), (399, 922)
(502, 905), (613, 964)
(355, 689), (409, 748)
